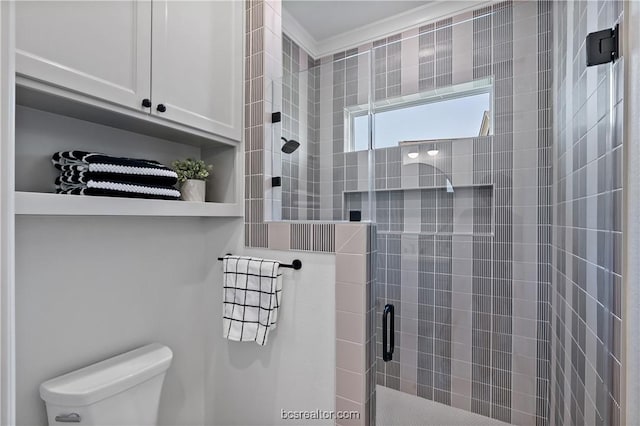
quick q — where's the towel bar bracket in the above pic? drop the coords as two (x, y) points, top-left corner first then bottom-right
(217, 254), (302, 270)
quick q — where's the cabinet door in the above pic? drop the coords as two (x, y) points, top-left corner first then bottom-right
(16, 1), (151, 111)
(151, 0), (243, 141)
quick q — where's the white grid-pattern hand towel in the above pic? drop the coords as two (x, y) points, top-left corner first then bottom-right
(222, 255), (282, 346)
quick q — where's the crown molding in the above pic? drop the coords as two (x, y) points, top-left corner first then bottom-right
(316, 1), (493, 57)
(283, 1), (493, 60)
(282, 7), (320, 59)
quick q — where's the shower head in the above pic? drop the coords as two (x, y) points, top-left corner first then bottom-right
(280, 137), (300, 154)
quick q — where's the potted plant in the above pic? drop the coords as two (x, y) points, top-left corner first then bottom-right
(172, 158), (213, 202)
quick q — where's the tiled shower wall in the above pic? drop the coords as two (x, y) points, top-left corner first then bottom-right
(279, 35), (320, 220)
(277, 2), (554, 425)
(247, 1), (628, 426)
(278, 3), (552, 426)
(550, 0), (624, 425)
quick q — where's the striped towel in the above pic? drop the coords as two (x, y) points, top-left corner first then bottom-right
(57, 168), (178, 187)
(52, 151), (178, 182)
(222, 255), (282, 346)
(55, 180), (181, 200)
(51, 151), (180, 200)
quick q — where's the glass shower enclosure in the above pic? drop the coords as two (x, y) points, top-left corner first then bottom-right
(269, 2), (621, 424)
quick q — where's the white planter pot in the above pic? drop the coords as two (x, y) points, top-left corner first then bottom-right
(181, 179), (206, 202)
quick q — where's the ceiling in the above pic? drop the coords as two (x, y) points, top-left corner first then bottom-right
(282, 1), (430, 42)
(282, 0), (490, 57)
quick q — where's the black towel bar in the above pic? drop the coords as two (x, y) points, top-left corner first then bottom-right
(217, 254), (302, 270)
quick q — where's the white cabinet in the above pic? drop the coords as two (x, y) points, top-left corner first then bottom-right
(151, 0), (243, 141)
(15, 1), (152, 111)
(15, 0), (243, 142)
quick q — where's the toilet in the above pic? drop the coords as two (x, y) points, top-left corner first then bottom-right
(40, 343), (173, 425)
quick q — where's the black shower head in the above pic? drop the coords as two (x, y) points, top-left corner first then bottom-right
(281, 137), (300, 154)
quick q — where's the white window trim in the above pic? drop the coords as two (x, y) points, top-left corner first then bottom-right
(344, 77), (494, 152)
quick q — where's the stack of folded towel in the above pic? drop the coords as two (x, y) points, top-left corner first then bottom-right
(52, 151), (181, 200)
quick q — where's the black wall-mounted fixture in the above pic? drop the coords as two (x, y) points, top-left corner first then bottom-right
(218, 253), (302, 270)
(349, 210), (362, 222)
(586, 24), (619, 67)
(271, 176), (282, 187)
(280, 137), (300, 154)
(272, 112), (281, 123)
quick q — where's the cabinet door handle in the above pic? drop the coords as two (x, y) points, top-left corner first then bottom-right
(141, 98), (152, 108)
(156, 104), (167, 113)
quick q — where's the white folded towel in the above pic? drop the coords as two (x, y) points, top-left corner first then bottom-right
(222, 255), (282, 345)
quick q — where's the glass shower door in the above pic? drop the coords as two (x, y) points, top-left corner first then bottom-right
(270, 39), (375, 224)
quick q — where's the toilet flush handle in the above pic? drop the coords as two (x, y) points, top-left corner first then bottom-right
(54, 413), (81, 423)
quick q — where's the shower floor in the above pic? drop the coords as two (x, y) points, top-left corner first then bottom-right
(376, 386), (509, 426)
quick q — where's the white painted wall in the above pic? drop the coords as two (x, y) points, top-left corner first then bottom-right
(16, 217), (337, 426)
(12, 97), (338, 425)
(15, 216), (243, 425)
(204, 246), (336, 426)
(0, 2), (16, 424)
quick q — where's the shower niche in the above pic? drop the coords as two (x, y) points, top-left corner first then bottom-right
(344, 137), (494, 236)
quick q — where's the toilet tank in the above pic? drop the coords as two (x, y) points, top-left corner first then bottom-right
(40, 343), (173, 426)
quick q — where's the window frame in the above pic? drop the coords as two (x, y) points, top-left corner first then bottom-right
(345, 78), (494, 152)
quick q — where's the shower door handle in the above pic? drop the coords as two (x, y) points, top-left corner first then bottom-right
(382, 304), (394, 362)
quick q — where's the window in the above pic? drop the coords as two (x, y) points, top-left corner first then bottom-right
(348, 85), (492, 152)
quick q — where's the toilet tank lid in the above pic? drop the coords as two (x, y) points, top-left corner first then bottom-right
(40, 343), (173, 407)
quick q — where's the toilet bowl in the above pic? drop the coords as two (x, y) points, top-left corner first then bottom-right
(40, 343), (173, 425)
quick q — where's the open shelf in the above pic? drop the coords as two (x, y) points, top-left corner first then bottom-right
(15, 192), (243, 217)
(13, 103), (242, 218)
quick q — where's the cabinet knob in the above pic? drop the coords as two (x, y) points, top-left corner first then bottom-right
(141, 98), (152, 108)
(156, 104), (167, 113)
